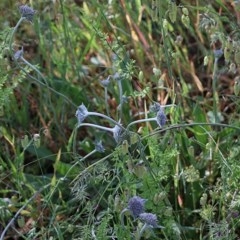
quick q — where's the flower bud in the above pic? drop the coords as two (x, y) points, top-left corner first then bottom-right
(19, 5), (36, 22)
(163, 19), (169, 33)
(169, 1), (177, 23)
(138, 71), (144, 82)
(200, 193), (208, 206)
(21, 135), (29, 149)
(181, 15), (190, 28)
(203, 56), (209, 66)
(182, 7), (189, 16)
(234, 76), (240, 95)
(33, 133), (40, 148)
(229, 63), (237, 74)
(153, 67), (161, 77)
(234, 50), (240, 66)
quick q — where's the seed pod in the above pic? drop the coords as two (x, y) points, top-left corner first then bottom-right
(33, 133), (41, 148)
(130, 132), (139, 145)
(133, 162), (147, 178)
(17, 216), (25, 228)
(234, 76), (240, 95)
(182, 7), (189, 16)
(229, 63), (237, 74)
(21, 135), (29, 149)
(163, 18), (169, 33)
(153, 67), (161, 77)
(234, 50), (240, 66)
(121, 140), (129, 155)
(153, 193), (159, 204)
(169, 1), (177, 23)
(154, 192), (167, 203)
(224, 47), (232, 63)
(152, 0), (160, 22)
(181, 14), (190, 28)
(200, 193), (208, 206)
(203, 56), (209, 66)
(224, 39), (233, 63)
(127, 159), (134, 172)
(138, 71), (144, 82)
(114, 194), (121, 211)
(164, 207), (173, 216)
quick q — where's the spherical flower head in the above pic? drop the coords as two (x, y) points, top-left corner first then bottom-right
(14, 47), (24, 61)
(76, 104), (88, 125)
(112, 124), (122, 143)
(156, 109), (167, 127)
(94, 140), (105, 153)
(19, 5), (36, 22)
(113, 72), (121, 81)
(100, 76), (111, 87)
(149, 102), (162, 113)
(213, 49), (223, 60)
(139, 213), (159, 228)
(121, 95), (128, 104)
(127, 196), (146, 218)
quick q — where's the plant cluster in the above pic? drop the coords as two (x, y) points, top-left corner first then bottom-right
(1, 1), (240, 240)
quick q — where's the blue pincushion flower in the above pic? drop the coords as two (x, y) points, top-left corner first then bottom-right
(14, 47), (24, 61)
(112, 124), (122, 143)
(139, 213), (159, 228)
(149, 102), (162, 113)
(100, 76), (111, 87)
(76, 104), (88, 125)
(213, 49), (223, 60)
(138, 212), (164, 238)
(94, 140), (105, 153)
(156, 109), (167, 127)
(149, 102), (167, 127)
(19, 5), (36, 22)
(127, 196), (146, 218)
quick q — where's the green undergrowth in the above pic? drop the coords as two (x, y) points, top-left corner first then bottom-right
(1, 0), (240, 239)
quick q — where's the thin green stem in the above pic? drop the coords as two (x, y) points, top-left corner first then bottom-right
(212, 59), (219, 123)
(20, 56), (49, 85)
(142, 122), (240, 140)
(126, 117), (157, 131)
(117, 79), (123, 120)
(19, 57), (76, 107)
(191, 182), (196, 211)
(9, 17), (25, 55)
(78, 123), (114, 133)
(87, 112), (126, 130)
(138, 223), (147, 240)
(104, 87), (110, 116)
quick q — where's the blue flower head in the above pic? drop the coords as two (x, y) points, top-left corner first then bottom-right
(139, 213), (159, 228)
(149, 102), (162, 113)
(112, 124), (122, 143)
(213, 49), (223, 60)
(100, 76), (111, 87)
(14, 47), (24, 61)
(19, 5), (36, 22)
(156, 109), (167, 127)
(94, 140), (105, 153)
(127, 196), (146, 218)
(113, 72), (121, 81)
(121, 95), (128, 104)
(76, 104), (88, 125)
